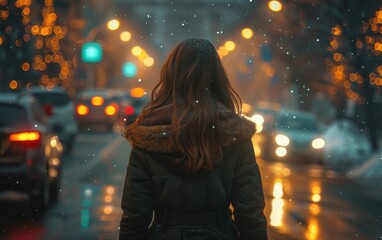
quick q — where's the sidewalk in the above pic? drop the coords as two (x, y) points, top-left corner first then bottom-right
(347, 150), (382, 197)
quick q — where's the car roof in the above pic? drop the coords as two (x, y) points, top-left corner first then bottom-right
(0, 92), (18, 103)
(0, 91), (38, 107)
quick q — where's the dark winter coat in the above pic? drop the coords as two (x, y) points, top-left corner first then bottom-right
(119, 104), (268, 240)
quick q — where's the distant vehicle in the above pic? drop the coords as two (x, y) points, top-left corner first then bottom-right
(249, 106), (280, 134)
(27, 86), (78, 152)
(254, 110), (325, 163)
(322, 118), (372, 172)
(0, 92), (63, 215)
(75, 89), (119, 130)
(107, 88), (149, 125)
(124, 93), (148, 125)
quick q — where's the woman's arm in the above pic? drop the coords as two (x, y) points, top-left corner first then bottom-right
(119, 148), (153, 240)
(231, 140), (268, 240)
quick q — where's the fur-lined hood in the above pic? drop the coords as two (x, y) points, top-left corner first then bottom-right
(124, 104), (256, 153)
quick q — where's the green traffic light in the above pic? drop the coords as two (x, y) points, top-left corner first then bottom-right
(122, 62), (137, 77)
(81, 42), (102, 63)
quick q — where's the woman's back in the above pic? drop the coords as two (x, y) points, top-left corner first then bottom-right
(119, 38), (268, 240)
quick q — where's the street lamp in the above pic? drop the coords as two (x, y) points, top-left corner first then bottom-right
(107, 19), (120, 31)
(241, 28), (254, 39)
(268, 0), (282, 12)
(120, 31), (131, 42)
(224, 41), (236, 51)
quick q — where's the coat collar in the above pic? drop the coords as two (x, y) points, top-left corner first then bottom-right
(124, 104), (256, 153)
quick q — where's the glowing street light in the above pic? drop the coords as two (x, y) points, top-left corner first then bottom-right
(268, 0), (282, 12)
(107, 19), (120, 31)
(131, 46), (143, 56)
(143, 57), (154, 67)
(224, 41), (236, 51)
(241, 28), (254, 39)
(120, 31), (131, 42)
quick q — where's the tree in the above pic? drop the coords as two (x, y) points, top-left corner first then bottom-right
(318, 0), (381, 151)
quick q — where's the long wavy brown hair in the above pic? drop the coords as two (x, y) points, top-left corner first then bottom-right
(138, 38), (242, 173)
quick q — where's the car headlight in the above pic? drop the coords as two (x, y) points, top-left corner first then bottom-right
(275, 134), (290, 146)
(312, 138), (325, 149)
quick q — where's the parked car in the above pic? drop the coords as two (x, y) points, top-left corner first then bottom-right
(0, 92), (63, 215)
(254, 110), (325, 163)
(75, 89), (118, 130)
(27, 86), (78, 152)
(322, 118), (372, 172)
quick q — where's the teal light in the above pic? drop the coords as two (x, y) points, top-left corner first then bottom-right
(80, 209), (90, 228)
(122, 62), (137, 78)
(82, 42), (102, 63)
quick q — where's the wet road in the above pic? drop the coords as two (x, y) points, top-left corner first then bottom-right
(0, 130), (381, 240)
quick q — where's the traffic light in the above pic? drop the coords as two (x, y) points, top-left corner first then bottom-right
(81, 42), (102, 63)
(122, 62), (137, 78)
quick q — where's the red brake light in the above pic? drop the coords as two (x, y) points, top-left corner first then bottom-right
(43, 104), (53, 117)
(9, 132), (41, 148)
(125, 106), (134, 115)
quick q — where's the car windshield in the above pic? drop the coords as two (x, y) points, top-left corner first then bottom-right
(274, 114), (319, 132)
(0, 104), (27, 126)
(33, 92), (70, 107)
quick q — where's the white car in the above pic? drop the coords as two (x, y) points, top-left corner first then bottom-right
(254, 110), (325, 163)
(28, 86), (78, 152)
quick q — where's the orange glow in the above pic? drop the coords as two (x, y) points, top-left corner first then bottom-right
(356, 40), (363, 49)
(22, 63), (30, 71)
(107, 19), (120, 31)
(91, 96), (104, 106)
(330, 39), (339, 49)
(344, 80), (351, 89)
(104, 105), (117, 116)
(131, 46), (143, 56)
(9, 80), (18, 89)
(9, 132), (40, 141)
(268, 0), (282, 12)
(224, 41), (236, 51)
(331, 26), (342, 36)
(349, 73), (357, 81)
(106, 186), (115, 195)
(22, 7), (30, 16)
(120, 31), (131, 42)
(77, 105), (89, 115)
(104, 195), (112, 203)
(103, 206), (113, 215)
(333, 53), (344, 62)
(143, 57), (154, 67)
(130, 88), (145, 98)
(241, 28), (254, 39)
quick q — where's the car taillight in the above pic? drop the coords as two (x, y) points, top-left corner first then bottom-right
(105, 104), (117, 116)
(44, 104), (53, 117)
(125, 106), (134, 115)
(77, 104), (89, 115)
(91, 96), (104, 106)
(9, 131), (41, 148)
